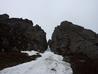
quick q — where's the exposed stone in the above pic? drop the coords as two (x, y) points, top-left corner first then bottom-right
(0, 14), (9, 20)
(0, 14), (48, 52)
(0, 52), (41, 70)
(0, 14), (47, 70)
(49, 21), (98, 74)
(49, 21), (98, 59)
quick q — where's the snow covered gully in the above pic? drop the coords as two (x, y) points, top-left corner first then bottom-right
(0, 51), (73, 74)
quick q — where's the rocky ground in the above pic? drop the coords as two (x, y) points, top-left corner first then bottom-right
(0, 52), (41, 70)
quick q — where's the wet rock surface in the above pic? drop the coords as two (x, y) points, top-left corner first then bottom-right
(0, 14), (48, 52)
(49, 21), (98, 74)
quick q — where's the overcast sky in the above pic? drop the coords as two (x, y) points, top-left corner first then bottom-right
(0, 0), (98, 39)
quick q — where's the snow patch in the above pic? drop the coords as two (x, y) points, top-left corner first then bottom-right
(0, 51), (73, 74)
(21, 50), (40, 56)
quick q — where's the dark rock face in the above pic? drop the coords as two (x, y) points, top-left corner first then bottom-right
(49, 21), (98, 74)
(0, 52), (41, 70)
(0, 14), (47, 70)
(0, 14), (47, 52)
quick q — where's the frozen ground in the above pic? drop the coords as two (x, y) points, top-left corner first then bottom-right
(0, 51), (73, 74)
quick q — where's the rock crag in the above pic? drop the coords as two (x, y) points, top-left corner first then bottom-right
(0, 14), (48, 52)
(49, 21), (98, 74)
(0, 14), (47, 70)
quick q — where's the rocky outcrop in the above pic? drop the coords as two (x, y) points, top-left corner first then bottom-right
(0, 14), (48, 52)
(49, 21), (98, 74)
(0, 14), (47, 70)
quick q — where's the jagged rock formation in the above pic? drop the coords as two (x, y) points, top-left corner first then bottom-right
(0, 14), (47, 70)
(0, 14), (98, 74)
(49, 21), (98, 74)
(0, 14), (48, 52)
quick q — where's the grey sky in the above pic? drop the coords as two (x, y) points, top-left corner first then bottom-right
(0, 0), (98, 39)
